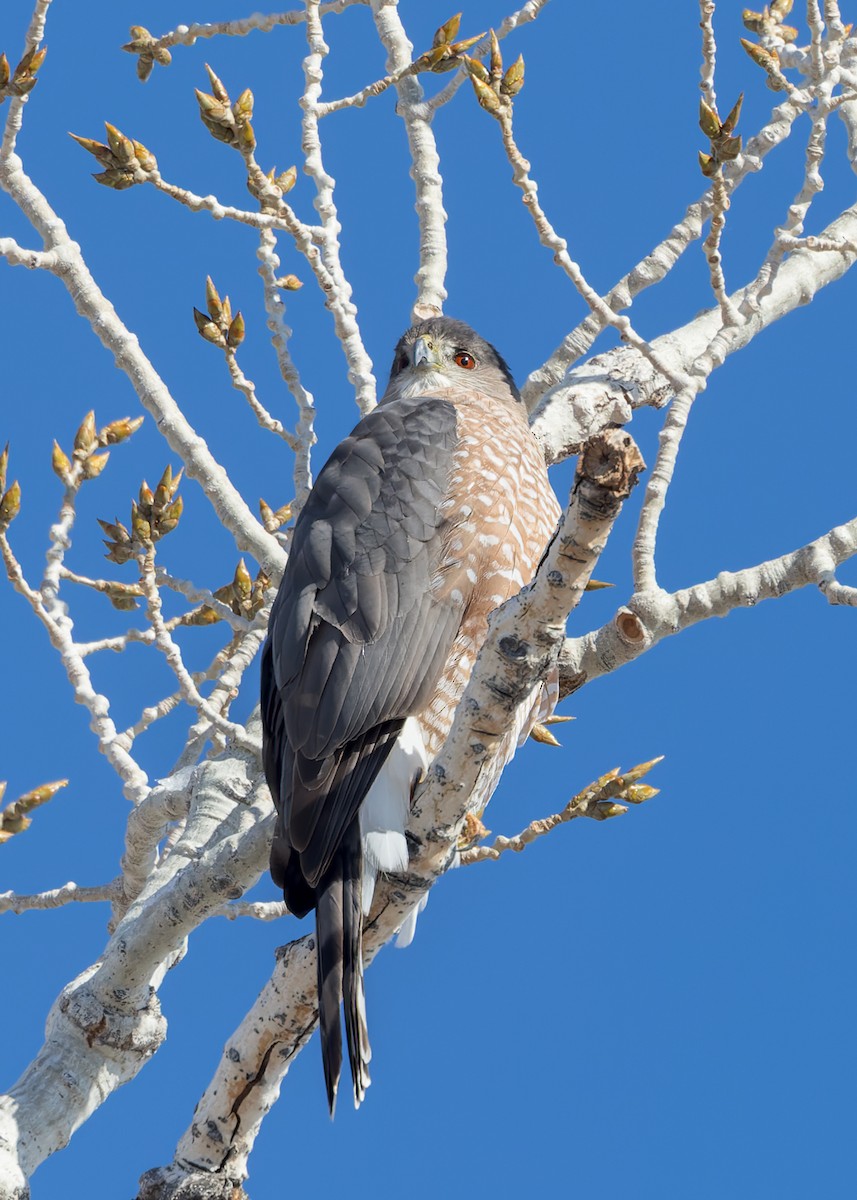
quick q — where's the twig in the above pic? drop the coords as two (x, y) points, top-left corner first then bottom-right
(0, 880), (119, 916)
(699, 0), (718, 110)
(427, 1), (552, 115)
(529, 196), (857, 465)
(126, 2), (367, 60)
(0, 155), (282, 573)
(256, 228), (316, 510)
(562, 516), (857, 695)
(301, 1), (377, 411)
(137, 545), (257, 752)
(371, 0), (448, 319)
(631, 387), (699, 591)
(495, 106), (694, 395)
(521, 95), (804, 408)
(0, 505), (150, 805)
(461, 759), (661, 865)
(155, 569), (251, 629)
(0, 0), (51, 160)
(743, 100), (830, 317)
(0, 236), (54, 268)
(224, 350), (299, 450)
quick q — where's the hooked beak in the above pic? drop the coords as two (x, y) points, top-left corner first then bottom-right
(413, 336), (444, 369)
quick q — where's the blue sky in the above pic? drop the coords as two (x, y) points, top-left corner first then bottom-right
(1, 1), (856, 1197)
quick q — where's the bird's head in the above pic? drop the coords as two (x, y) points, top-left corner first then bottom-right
(382, 316), (522, 406)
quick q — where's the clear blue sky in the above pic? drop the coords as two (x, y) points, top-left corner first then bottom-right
(2, 2), (855, 1197)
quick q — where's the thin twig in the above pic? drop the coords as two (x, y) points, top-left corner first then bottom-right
(224, 350), (299, 450)
(0, 880), (119, 916)
(461, 759), (661, 865)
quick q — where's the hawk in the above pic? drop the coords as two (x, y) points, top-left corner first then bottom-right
(261, 317), (560, 1113)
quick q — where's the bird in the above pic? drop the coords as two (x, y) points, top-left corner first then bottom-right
(260, 316), (560, 1114)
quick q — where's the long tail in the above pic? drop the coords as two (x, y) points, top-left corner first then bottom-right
(315, 819), (371, 1115)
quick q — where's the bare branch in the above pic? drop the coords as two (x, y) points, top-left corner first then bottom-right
(256, 229), (316, 509)
(561, 517), (857, 696)
(371, 0), (448, 319)
(137, 546), (259, 754)
(493, 105), (696, 395)
(301, 2), (378, 411)
(0, 0), (50, 160)
(123, 1), (368, 70)
(461, 757), (662, 865)
(0, 526), (150, 804)
(0, 235), (53, 268)
(530, 198), (857, 463)
(0, 154), (283, 575)
(521, 93), (804, 408)
(0, 880), (118, 916)
(224, 349), (299, 450)
(0, 738), (273, 1180)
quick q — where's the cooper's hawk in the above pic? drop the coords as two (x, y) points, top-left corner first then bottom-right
(261, 317), (560, 1113)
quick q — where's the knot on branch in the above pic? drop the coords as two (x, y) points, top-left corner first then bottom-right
(57, 980), (166, 1057)
(615, 608), (647, 645)
(579, 428), (645, 498)
(498, 633), (529, 661)
(137, 1163), (245, 1200)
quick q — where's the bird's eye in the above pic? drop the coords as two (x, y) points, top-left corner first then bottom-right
(454, 351), (476, 370)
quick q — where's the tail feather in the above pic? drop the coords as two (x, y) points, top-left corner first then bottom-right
(316, 867), (345, 1115)
(342, 827), (371, 1106)
(315, 820), (371, 1115)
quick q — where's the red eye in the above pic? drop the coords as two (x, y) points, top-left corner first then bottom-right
(454, 351), (476, 369)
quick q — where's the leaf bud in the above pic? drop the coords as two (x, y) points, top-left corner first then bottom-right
(233, 88), (254, 120)
(99, 416), (144, 445)
(623, 784), (660, 805)
(529, 722), (561, 747)
(234, 558), (252, 599)
(699, 98), (722, 140)
(105, 122), (136, 167)
(205, 63), (230, 104)
(470, 74), (502, 114)
(0, 480), (21, 526)
(226, 312), (245, 349)
(463, 55), (490, 84)
(276, 165), (297, 194)
(157, 496), (183, 536)
(489, 30), (502, 80)
(433, 13), (462, 49)
(130, 500), (152, 544)
(132, 140), (158, 172)
(74, 411), (98, 455)
(193, 307), (225, 345)
(205, 275), (223, 321)
(500, 54), (525, 97)
(92, 168), (136, 190)
(82, 452), (110, 480)
(721, 93), (744, 136)
(237, 120), (256, 152)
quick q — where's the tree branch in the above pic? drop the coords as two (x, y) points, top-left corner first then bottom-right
(0, 154), (284, 575)
(559, 516), (857, 697)
(530, 198), (857, 464)
(371, 0), (448, 320)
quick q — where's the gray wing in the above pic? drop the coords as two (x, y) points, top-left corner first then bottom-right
(263, 394), (465, 895)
